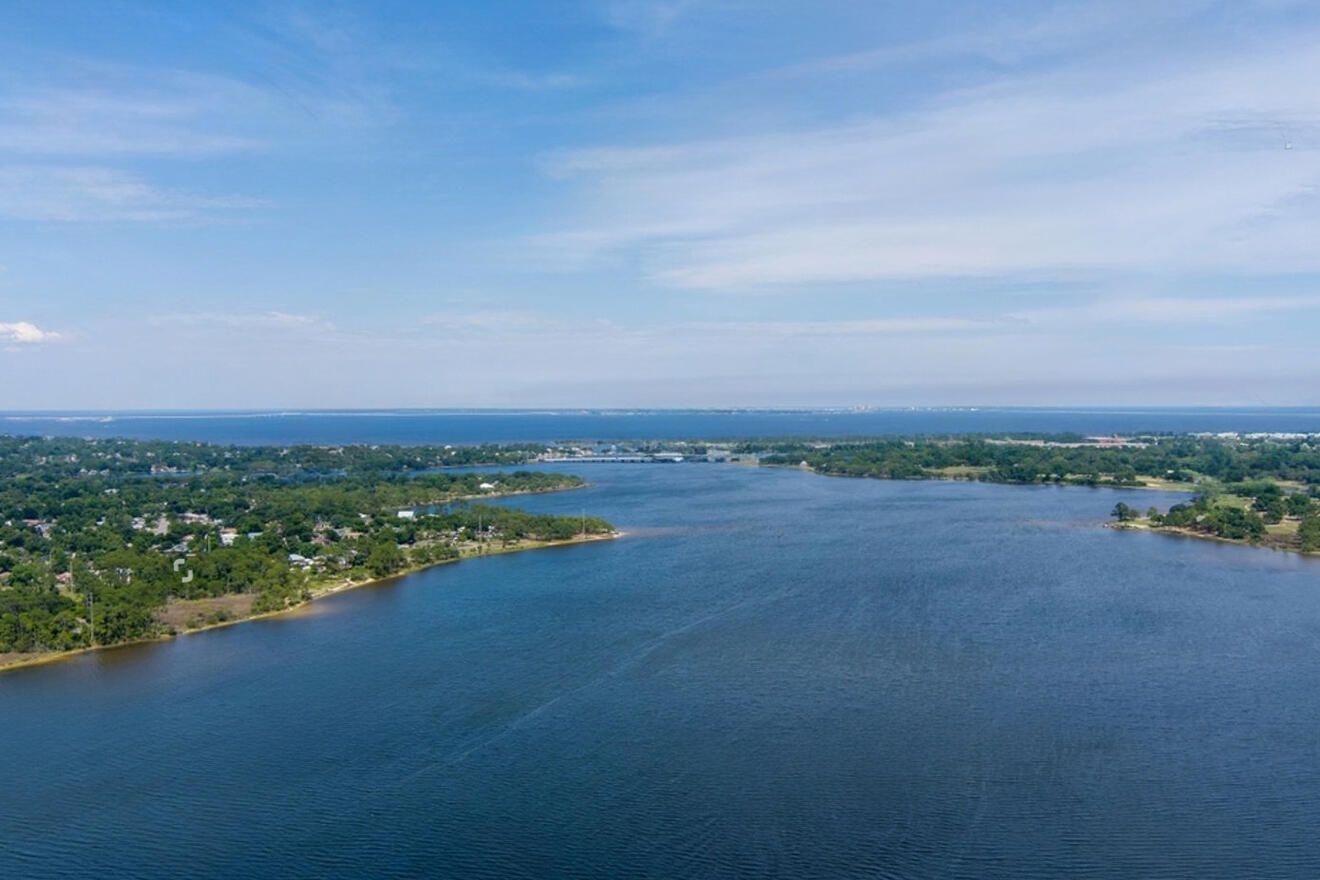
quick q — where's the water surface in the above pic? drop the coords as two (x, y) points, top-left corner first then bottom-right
(4, 464), (1320, 878)
(5, 406), (1320, 445)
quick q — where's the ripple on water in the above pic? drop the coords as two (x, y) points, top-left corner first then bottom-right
(4, 466), (1320, 878)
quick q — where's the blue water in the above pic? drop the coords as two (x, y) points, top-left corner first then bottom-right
(5, 461), (1320, 878)
(3, 407), (1320, 445)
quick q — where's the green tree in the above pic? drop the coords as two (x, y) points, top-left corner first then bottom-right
(366, 540), (405, 577)
(1286, 493), (1315, 518)
(1300, 516), (1320, 553)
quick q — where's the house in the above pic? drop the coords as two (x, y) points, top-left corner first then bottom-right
(219, 528), (239, 547)
(397, 509), (416, 519)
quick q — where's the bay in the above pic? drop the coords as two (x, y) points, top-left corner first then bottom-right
(4, 461), (1320, 878)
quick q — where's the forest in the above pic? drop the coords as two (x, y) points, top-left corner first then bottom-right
(753, 435), (1320, 486)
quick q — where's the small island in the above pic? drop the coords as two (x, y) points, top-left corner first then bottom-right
(0, 436), (615, 671)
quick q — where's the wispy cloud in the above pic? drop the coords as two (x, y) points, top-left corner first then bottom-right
(148, 311), (335, 332)
(604, 0), (705, 37)
(539, 21), (1320, 290)
(0, 31), (392, 222)
(0, 166), (263, 223)
(0, 69), (278, 224)
(1015, 293), (1320, 325)
(420, 310), (988, 341)
(772, 0), (1214, 77)
(484, 71), (592, 91)
(418, 292), (1320, 350)
(0, 85), (264, 157)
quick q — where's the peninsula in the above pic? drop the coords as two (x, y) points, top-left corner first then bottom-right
(0, 436), (615, 671)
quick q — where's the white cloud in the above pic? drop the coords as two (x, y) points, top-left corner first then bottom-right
(539, 27), (1320, 290)
(0, 321), (62, 344)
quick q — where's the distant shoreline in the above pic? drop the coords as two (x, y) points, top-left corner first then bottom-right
(769, 462), (1197, 493)
(0, 531), (621, 675)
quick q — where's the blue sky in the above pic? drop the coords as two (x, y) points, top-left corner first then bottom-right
(1, 0), (1318, 408)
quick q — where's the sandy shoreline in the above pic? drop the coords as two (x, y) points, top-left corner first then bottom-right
(1108, 520), (1318, 557)
(0, 531), (621, 675)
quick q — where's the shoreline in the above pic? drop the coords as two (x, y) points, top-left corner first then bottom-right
(778, 463), (1316, 560)
(1107, 520), (1319, 557)
(0, 530), (622, 675)
(772, 463), (1196, 492)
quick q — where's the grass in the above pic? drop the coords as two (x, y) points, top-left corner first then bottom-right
(1134, 476), (1200, 492)
(933, 465), (994, 477)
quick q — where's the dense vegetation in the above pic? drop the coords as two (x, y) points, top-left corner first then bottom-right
(0, 437), (611, 656)
(755, 435), (1320, 487)
(0, 435), (547, 481)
